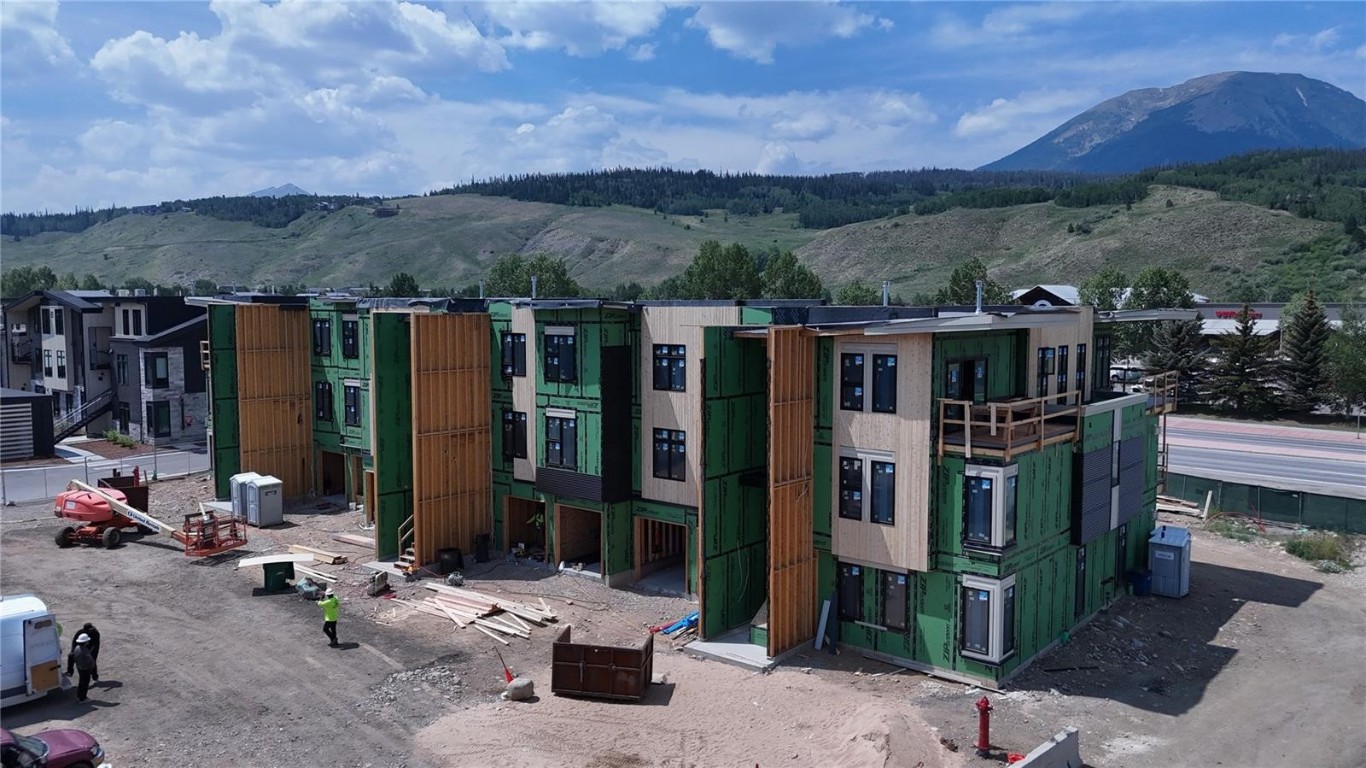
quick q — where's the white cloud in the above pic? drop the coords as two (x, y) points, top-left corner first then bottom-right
(1273, 27), (1342, 52)
(931, 3), (1091, 49)
(628, 43), (656, 62)
(686, 1), (888, 64)
(0, 0), (76, 71)
(954, 88), (1098, 138)
(475, 1), (666, 56)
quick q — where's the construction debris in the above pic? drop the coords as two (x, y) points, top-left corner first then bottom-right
(294, 563), (338, 583)
(331, 532), (375, 548)
(289, 544), (347, 564)
(391, 581), (559, 641)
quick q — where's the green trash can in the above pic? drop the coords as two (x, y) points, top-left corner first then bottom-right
(262, 561), (296, 591)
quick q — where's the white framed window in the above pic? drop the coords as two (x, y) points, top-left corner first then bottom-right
(963, 463), (1018, 549)
(838, 447), (896, 526)
(961, 573), (1016, 664)
(839, 344), (897, 414)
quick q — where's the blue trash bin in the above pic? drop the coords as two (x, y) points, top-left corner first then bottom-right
(1128, 568), (1152, 597)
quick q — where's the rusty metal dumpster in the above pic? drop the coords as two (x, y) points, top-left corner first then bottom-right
(550, 625), (653, 702)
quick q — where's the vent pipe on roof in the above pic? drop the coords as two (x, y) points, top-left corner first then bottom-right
(531, 276), (539, 299)
(881, 281), (891, 307)
(974, 280), (984, 315)
(478, 280), (485, 299)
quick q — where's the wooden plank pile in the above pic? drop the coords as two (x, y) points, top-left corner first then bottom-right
(290, 544), (348, 564)
(331, 532), (375, 548)
(393, 583), (558, 645)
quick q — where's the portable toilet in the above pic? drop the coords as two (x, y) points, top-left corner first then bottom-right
(1148, 525), (1192, 598)
(1, 594), (64, 708)
(245, 475), (284, 527)
(229, 471), (261, 518)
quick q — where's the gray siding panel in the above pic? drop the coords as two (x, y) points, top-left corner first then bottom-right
(1074, 448), (1112, 545)
(1117, 436), (1146, 524)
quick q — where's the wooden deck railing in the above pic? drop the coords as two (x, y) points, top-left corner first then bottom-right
(938, 392), (1081, 462)
(1142, 370), (1179, 415)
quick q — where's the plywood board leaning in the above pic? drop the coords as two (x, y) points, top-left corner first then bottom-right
(767, 327), (818, 657)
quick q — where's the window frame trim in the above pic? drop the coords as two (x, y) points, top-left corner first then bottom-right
(960, 573), (1017, 664)
(839, 343), (898, 414)
(963, 463), (1020, 550)
(837, 446), (896, 526)
(543, 327), (577, 384)
(651, 344), (687, 392)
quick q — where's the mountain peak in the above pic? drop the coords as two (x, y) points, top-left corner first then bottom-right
(980, 72), (1366, 173)
(249, 183), (311, 198)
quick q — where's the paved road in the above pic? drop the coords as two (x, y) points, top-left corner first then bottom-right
(1, 445), (211, 508)
(1164, 416), (1366, 498)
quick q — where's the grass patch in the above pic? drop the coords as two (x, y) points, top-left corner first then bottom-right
(1205, 516), (1260, 542)
(1284, 532), (1354, 571)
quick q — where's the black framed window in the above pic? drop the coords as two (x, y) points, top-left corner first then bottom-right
(1056, 345), (1070, 403)
(344, 385), (361, 426)
(881, 571), (909, 631)
(502, 409), (527, 460)
(653, 345), (686, 391)
(342, 320), (359, 359)
(42, 310), (51, 334)
(1093, 335), (1112, 392)
(312, 319), (331, 357)
(145, 352), (169, 388)
(1076, 343), (1088, 393)
(43, 350), (52, 377)
(132, 310), (142, 337)
(120, 309), (129, 336)
(501, 332), (526, 377)
(870, 461), (895, 525)
(962, 585), (992, 655)
(544, 332), (576, 383)
(115, 354), (128, 385)
(545, 414), (577, 469)
(652, 428), (687, 481)
(147, 401), (172, 437)
(55, 351), (66, 378)
(945, 358), (988, 420)
(964, 466), (1018, 548)
(838, 456), (863, 520)
(314, 381), (333, 422)
(840, 353), (864, 410)
(965, 475), (994, 544)
(837, 563), (863, 622)
(871, 354), (897, 413)
(116, 401), (130, 430)
(53, 309), (63, 335)
(1036, 347), (1054, 397)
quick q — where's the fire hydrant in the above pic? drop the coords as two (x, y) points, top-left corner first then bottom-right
(975, 696), (993, 757)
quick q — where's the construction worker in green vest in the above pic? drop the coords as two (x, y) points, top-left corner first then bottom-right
(317, 588), (340, 647)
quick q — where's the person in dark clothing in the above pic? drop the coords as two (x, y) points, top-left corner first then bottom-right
(70, 635), (96, 702)
(66, 622), (100, 681)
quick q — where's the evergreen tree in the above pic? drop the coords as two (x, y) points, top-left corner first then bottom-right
(79, 274), (104, 291)
(1326, 304), (1366, 416)
(1144, 314), (1207, 401)
(1206, 304), (1276, 414)
(933, 257), (1007, 305)
(761, 250), (823, 299)
(834, 280), (882, 305)
(677, 240), (761, 300)
(383, 272), (421, 297)
(1278, 291), (1331, 415)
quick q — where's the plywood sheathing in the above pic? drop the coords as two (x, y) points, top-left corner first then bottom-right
(235, 304), (313, 498)
(766, 326), (818, 656)
(409, 313), (493, 566)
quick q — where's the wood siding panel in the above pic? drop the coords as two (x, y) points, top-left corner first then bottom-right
(510, 307), (537, 483)
(1027, 308), (1094, 400)
(640, 306), (741, 506)
(235, 305), (313, 498)
(410, 313), (493, 566)
(767, 326), (817, 656)
(831, 334), (932, 572)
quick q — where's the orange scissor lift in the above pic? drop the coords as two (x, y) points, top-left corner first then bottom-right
(54, 479), (247, 556)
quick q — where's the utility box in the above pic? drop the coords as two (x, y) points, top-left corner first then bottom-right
(244, 475), (284, 528)
(1148, 525), (1191, 598)
(229, 472), (261, 518)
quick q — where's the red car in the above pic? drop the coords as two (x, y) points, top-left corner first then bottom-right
(0, 727), (108, 768)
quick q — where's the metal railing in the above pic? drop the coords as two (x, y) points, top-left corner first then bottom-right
(53, 390), (115, 440)
(398, 514), (415, 555)
(1141, 370), (1180, 415)
(938, 391), (1081, 462)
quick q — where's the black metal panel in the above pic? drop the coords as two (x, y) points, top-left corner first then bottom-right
(1073, 448), (1112, 545)
(1116, 436), (1146, 524)
(599, 345), (632, 503)
(536, 467), (604, 503)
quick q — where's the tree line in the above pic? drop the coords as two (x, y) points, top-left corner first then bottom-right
(2, 194), (381, 238)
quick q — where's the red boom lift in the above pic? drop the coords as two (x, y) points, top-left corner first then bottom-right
(53, 480), (247, 556)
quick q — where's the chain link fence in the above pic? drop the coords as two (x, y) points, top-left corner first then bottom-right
(1, 449), (209, 505)
(1165, 472), (1366, 534)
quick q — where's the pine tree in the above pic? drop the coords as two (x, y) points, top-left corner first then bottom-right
(933, 257), (1008, 305)
(1144, 315), (1207, 401)
(1206, 304), (1276, 414)
(1278, 291), (1331, 415)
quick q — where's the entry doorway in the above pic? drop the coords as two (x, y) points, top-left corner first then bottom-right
(318, 450), (346, 498)
(634, 518), (688, 596)
(504, 497), (547, 562)
(555, 504), (602, 579)
(349, 455), (364, 505)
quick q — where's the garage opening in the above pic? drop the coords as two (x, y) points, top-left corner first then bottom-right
(556, 504), (602, 580)
(318, 450), (346, 500)
(504, 496), (548, 563)
(635, 518), (689, 597)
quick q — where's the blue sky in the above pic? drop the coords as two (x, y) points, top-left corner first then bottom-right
(2, 1), (1363, 212)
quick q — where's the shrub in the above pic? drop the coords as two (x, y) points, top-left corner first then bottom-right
(101, 428), (137, 449)
(1284, 532), (1352, 570)
(1205, 516), (1258, 542)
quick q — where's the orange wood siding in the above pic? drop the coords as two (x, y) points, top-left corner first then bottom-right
(235, 304), (313, 498)
(767, 326), (817, 656)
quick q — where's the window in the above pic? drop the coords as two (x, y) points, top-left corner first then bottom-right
(144, 352), (169, 388)
(1093, 335), (1112, 392)
(839, 449), (896, 526)
(43, 350), (52, 377)
(945, 358), (988, 419)
(314, 381), (333, 422)
(545, 412), (577, 469)
(41, 310), (51, 335)
(881, 571), (910, 631)
(1076, 343), (1087, 394)
(501, 332), (526, 377)
(116, 401), (130, 430)
(132, 310), (142, 336)
(312, 319), (332, 357)
(53, 309), (63, 335)
(502, 410), (528, 460)
(344, 384), (361, 426)
(841, 349), (898, 414)
(543, 329), (576, 383)
(121, 309), (130, 336)
(341, 320), (359, 359)
(961, 574), (1016, 664)
(1056, 345), (1069, 403)
(837, 563), (863, 622)
(653, 345), (686, 392)
(1036, 347), (1054, 398)
(146, 402), (172, 437)
(116, 354), (128, 385)
(963, 464), (1019, 549)
(840, 353), (864, 410)
(55, 351), (66, 378)
(652, 429), (687, 481)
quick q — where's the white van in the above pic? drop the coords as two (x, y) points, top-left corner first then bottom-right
(1, 594), (66, 708)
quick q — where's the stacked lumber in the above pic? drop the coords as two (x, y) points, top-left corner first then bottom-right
(295, 564), (337, 583)
(393, 582), (558, 644)
(331, 533), (375, 548)
(290, 544), (347, 564)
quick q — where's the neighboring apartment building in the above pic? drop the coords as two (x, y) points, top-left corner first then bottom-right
(1, 290), (206, 444)
(205, 294), (1181, 686)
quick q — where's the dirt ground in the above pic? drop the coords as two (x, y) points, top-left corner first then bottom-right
(2, 476), (1363, 767)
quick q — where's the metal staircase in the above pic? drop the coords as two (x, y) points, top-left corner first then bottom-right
(53, 390), (115, 442)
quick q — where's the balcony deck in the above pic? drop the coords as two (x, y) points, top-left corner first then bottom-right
(938, 394), (1080, 462)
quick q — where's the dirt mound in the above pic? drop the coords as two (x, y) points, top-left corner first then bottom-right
(819, 701), (943, 768)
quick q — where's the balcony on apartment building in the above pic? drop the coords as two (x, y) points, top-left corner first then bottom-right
(9, 336), (32, 364)
(88, 349), (111, 370)
(937, 391), (1081, 462)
